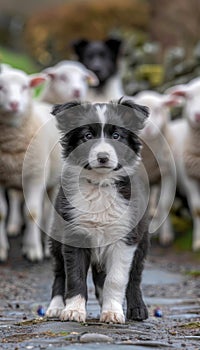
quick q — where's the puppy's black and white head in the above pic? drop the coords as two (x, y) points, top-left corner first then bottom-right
(52, 98), (149, 180)
(72, 38), (122, 85)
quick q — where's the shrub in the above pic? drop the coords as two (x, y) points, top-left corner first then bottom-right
(24, 0), (150, 66)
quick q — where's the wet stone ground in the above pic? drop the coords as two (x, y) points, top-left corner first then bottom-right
(0, 237), (200, 350)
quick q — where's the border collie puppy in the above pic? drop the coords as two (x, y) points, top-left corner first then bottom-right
(46, 98), (149, 324)
(72, 38), (124, 101)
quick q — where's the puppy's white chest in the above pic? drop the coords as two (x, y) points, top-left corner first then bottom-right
(70, 180), (131, 244)
(74, 182), (122, 224)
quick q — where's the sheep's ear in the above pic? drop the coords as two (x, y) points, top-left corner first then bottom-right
(51, 101), (82, 132)
(86, 69), (99, 86)
(72, 39), (89, 58)
(42, 67), (56, 80)
(165, 84), (188, 98)
(29, 74), (47, 88)
(117, 97), (149, 132)
(162, 94), (184, 107)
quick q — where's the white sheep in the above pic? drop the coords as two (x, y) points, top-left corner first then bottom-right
(0, 64), (23, 236)
(134, 91), (180, 246)
(0, 67), (61, 261)
(39, 60), (99, 104)
(6, 61), (98, 247)
(167, 78), (200, 251)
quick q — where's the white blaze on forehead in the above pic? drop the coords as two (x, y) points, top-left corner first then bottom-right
(88, 104), (119, 171)
(96, 104), (107, 125)
(96, 104), (107, 138)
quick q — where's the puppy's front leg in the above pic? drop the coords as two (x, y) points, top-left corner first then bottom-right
(60, 246), (90, 323)
(100, 242), (136, 324)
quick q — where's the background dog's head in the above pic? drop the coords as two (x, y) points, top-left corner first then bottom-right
(52, 98), (149, 177)
(72, 38), (122, 85)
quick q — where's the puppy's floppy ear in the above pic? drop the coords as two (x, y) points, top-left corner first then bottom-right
(117, 96), (149, 132)
(105, 38), (122, 59)
(51, 101), (80, 116)
(71, 39), (89, 59)
(51, 101), (82, 132)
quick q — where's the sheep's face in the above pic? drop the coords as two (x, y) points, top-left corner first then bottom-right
(44, 63), (99, 103)
(0, 72), (31, 118)
(0, 70), (45, 125)
(48, 68), (89, 101)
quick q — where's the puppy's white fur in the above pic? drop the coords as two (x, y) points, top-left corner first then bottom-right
(95, 242), (136, 324)
(46, 295), (65, 318)
(60, 295), (86, 322)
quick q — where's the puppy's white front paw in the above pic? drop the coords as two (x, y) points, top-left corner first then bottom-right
(60, 308), (86, 322)
(46, 306), (64, 318)
(60, 295), (86, 322)
(100, 310), (125, 324)
(46, 295), (64, 318)
(101, 299), (125, 324)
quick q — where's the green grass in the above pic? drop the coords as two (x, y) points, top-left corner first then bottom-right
(0, 46), (38, 73)
(173, 229), (193, 251)
(185, 270), (200, 277)
(170, 213), (194, 251)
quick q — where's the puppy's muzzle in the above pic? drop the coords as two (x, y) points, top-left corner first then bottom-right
(97, 152), (109, 165)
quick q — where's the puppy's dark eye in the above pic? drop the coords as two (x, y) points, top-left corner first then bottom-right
(84, 131), (93, 140)
(112, 132), (120, 140)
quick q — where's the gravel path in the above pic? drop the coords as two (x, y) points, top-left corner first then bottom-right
(0, 237), (200, 349)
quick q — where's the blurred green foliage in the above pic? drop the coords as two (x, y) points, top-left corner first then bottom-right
(0, 46), (38, 73)
(134, 64), (164, 87)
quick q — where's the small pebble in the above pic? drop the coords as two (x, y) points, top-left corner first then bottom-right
(80, 333), (113, 343)
(154, 308), (163, 317)
(37, 306), (45, 316)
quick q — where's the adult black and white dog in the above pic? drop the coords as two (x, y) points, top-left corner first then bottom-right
(72, 38), (124, 101)
(46, 97), (150, 324)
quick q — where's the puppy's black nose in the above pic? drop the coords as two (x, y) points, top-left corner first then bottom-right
(97, 152), (109, 164)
